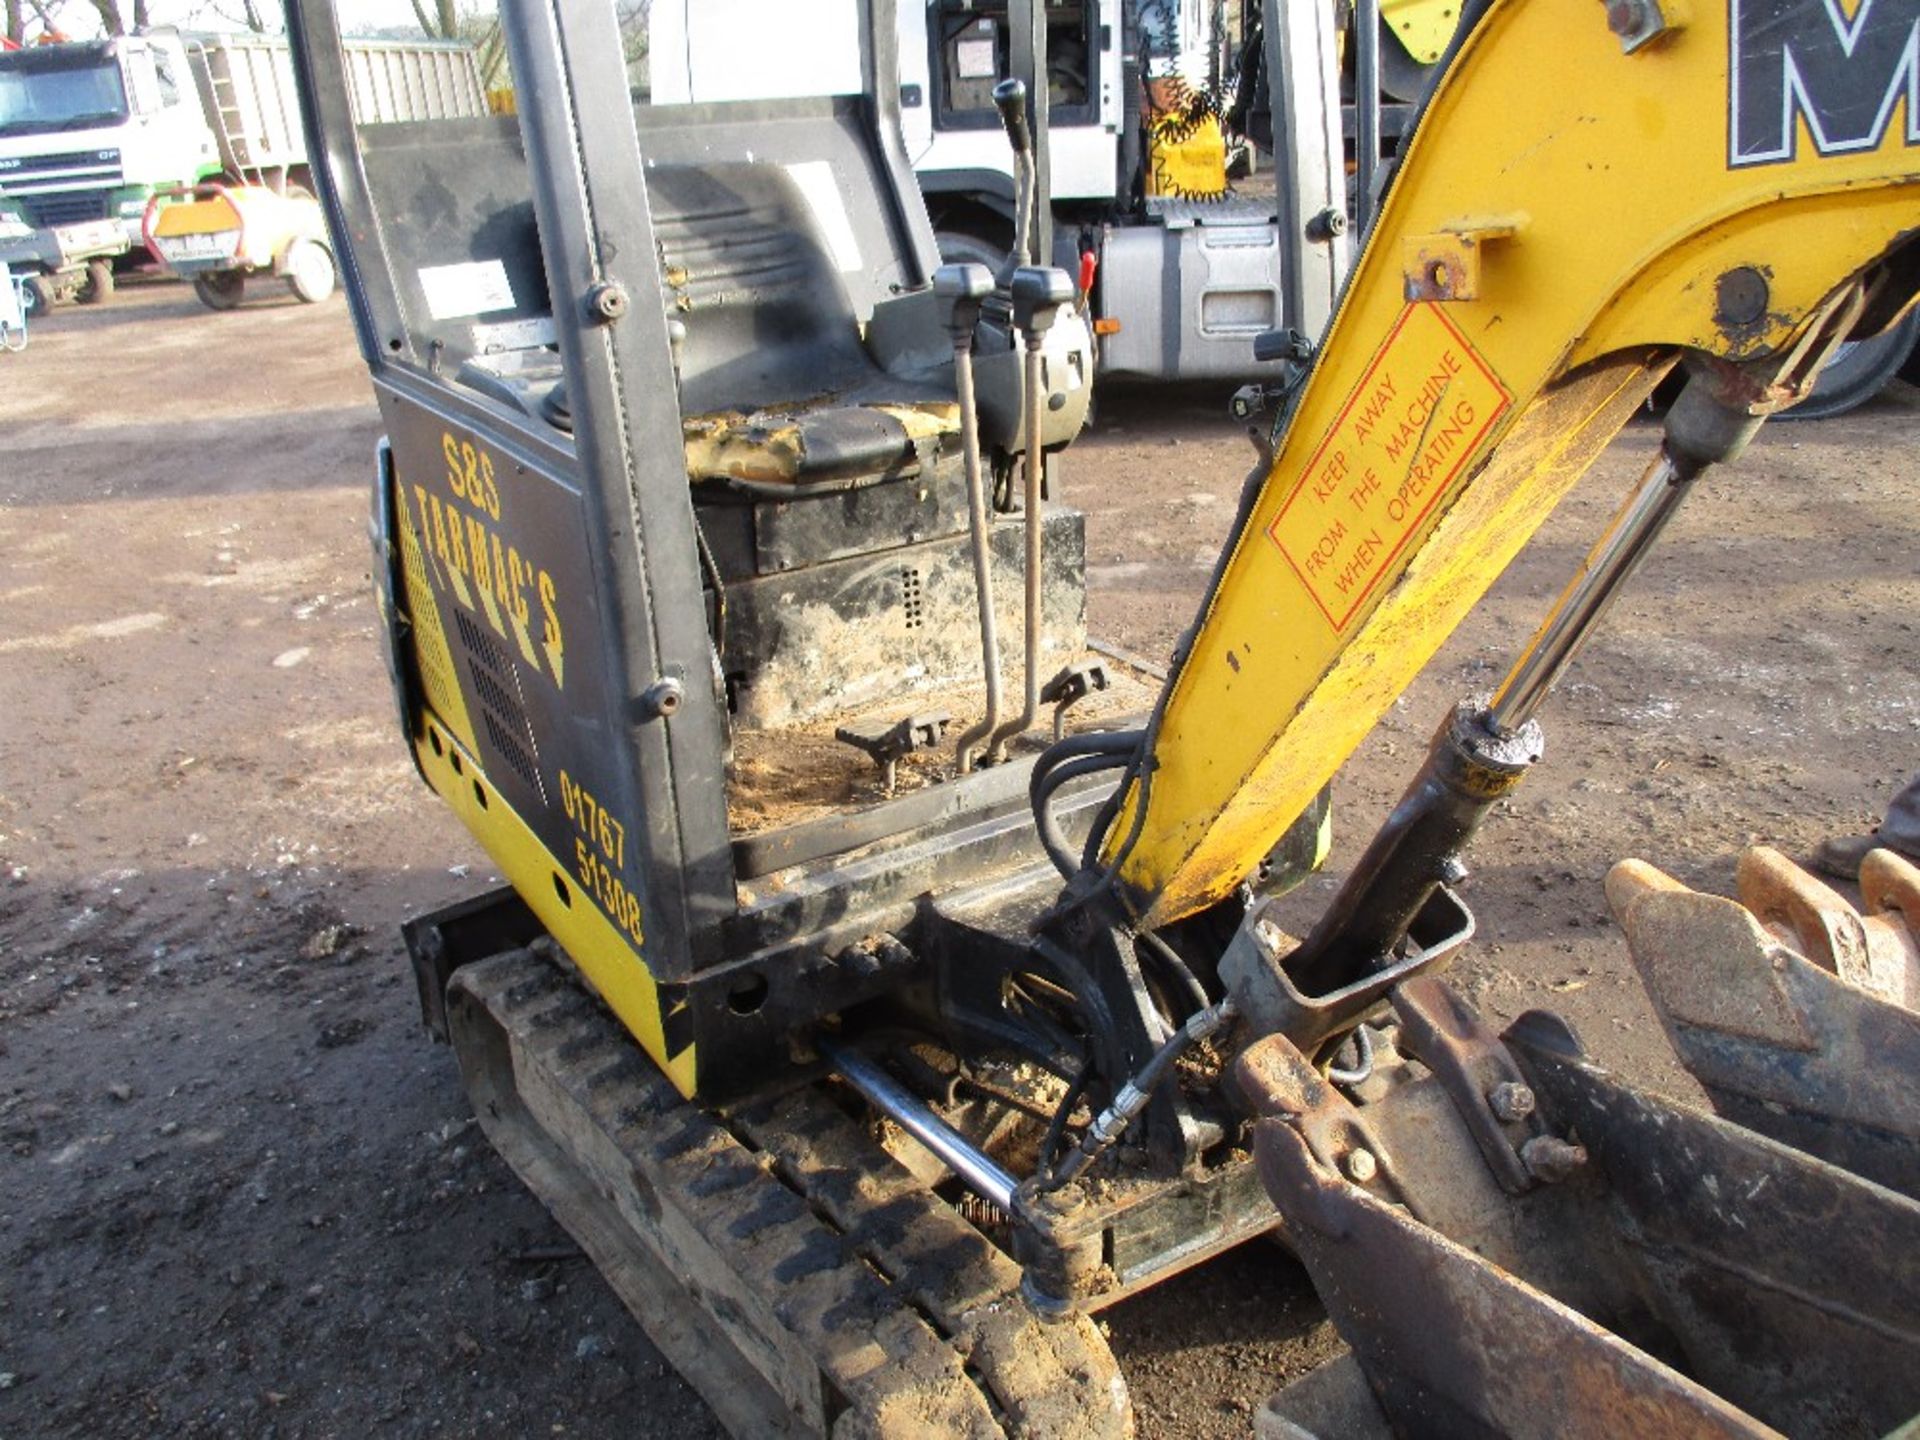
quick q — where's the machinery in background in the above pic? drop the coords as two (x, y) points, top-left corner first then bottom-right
(144, 180), (334, 308)
(1779, 302), (1920, 418)
(655, 0), (1356, 382)
(287, 0), (1920, 1431)
(0, 259), (29, 348)
(0, 192), (122, 314)
(0, 29), (482, 314)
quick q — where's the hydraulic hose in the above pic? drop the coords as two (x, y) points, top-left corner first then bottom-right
(1032, 749), (1133, 879)
(1039, 997), (1237, 1191)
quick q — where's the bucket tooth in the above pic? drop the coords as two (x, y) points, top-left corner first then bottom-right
(1608, 847), (1920, 1198)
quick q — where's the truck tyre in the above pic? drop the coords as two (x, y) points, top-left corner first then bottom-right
(194, 271), (246, 311)
(77, 259), (114, 306)
(283, 239), (337, 304)
(936, 227), (1010, 274)
(1780, 306), (1920, 421)
(21, 273), (57, 316)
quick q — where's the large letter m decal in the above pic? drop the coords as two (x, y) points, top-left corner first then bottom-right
(1731, 0), (1920, 166)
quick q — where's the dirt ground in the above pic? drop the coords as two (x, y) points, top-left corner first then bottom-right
(2, 278), (1915, 1440)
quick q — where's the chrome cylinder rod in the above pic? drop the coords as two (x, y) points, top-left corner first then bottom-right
(1489, 445), (1700, 735)
(819, 1037), (1018, 1213)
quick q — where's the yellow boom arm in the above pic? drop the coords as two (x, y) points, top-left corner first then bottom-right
(1110, 0), (1920, 927)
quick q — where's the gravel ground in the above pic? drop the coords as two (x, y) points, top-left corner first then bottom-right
(2, 278), (1915, 1438)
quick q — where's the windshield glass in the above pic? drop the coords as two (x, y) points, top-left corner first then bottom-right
(0, 53), (129, 135)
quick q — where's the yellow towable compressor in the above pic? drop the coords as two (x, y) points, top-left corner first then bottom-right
(143, 180), (335, 310)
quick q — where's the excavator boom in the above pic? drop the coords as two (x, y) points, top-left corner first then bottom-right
(1110, 0), (1920, 926)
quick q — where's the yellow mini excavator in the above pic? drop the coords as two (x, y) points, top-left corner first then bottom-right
(286, 0), (1920, 1432)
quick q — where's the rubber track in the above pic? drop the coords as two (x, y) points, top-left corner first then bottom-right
(448, 950), (1132, 1439)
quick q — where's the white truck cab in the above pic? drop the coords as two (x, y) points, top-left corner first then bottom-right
(0, 34), (221, 248)
(653, 0), (1349, 382)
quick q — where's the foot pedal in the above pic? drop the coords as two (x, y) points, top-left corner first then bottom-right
(1042, 661), (1110, 741)
(835, 711), (951, 794)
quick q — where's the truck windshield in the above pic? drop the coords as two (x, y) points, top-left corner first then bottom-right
(0, 51), (129, 136)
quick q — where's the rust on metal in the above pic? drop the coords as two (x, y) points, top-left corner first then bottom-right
(1392, 974), (1548, 1194)
(1401, 217), (1523, 302)
(1247, 973), (1920, 1437)
(1246, 1063), (1779, 1438)
(1736, 844), (1918, 1007)
(1233, 1033), (1416, 1231)
(1609, 847), (1920, 1198)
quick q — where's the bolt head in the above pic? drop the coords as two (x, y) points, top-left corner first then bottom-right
(639, 676), (684, 720)
(1521, 1134), (1587, 1184)
(587, 281), (630, 321)
(1487, 1081), (1536, 1123)
(1344, 1148), (1378, 1184)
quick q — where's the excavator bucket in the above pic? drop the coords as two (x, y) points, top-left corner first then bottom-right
(1608, 847), (1920, 1200)
(1247, 856), (1920, 1438)
(1242, 977), (1920, 1439)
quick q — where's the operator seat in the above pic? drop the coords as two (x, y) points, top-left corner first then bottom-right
(653, 160), (958, 488)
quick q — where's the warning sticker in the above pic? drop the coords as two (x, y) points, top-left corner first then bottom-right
(1268, 302), (1511, 632)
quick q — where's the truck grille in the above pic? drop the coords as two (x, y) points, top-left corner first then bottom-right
(0, 147), (124, 229)
(17, 190), (111, 227)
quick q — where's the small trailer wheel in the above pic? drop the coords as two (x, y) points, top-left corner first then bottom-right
(77, 259), (115, 305)
(194, 271), (246, 311)
(284, 240), (336, 304)
(22, 273), (57, 316)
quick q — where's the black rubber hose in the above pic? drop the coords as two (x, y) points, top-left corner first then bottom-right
(1032, 727), (1144, 778)
(1031, 729), (1143, 866)
(1033, 751), (1132, 879)
(1135, 927), (1207, 1017)
(1038, 1063), (1091, 1171)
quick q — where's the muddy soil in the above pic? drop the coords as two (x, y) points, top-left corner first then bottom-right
(2, 281), (1915, 1439)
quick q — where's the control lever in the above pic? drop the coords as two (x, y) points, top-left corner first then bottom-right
(835, 712), (951, 796)
(993, 76), (1032, 156)
(992, 78), (1035, 283)
(985, 265), (1077, 761)
(936, 262), (1007, 775)
(1231, 329), (1316, 422)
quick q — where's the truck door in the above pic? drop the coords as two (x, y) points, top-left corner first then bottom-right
(920, 1), (1117, 202)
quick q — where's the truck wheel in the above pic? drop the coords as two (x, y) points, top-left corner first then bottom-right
(194, 271), (246, 311)
(21, 274), (57, 316)
(77, 259), (115, 306)
(1779, 306), (1920, 420)
(936, 227), (1009, 273)
(283, 240), (336, 304)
